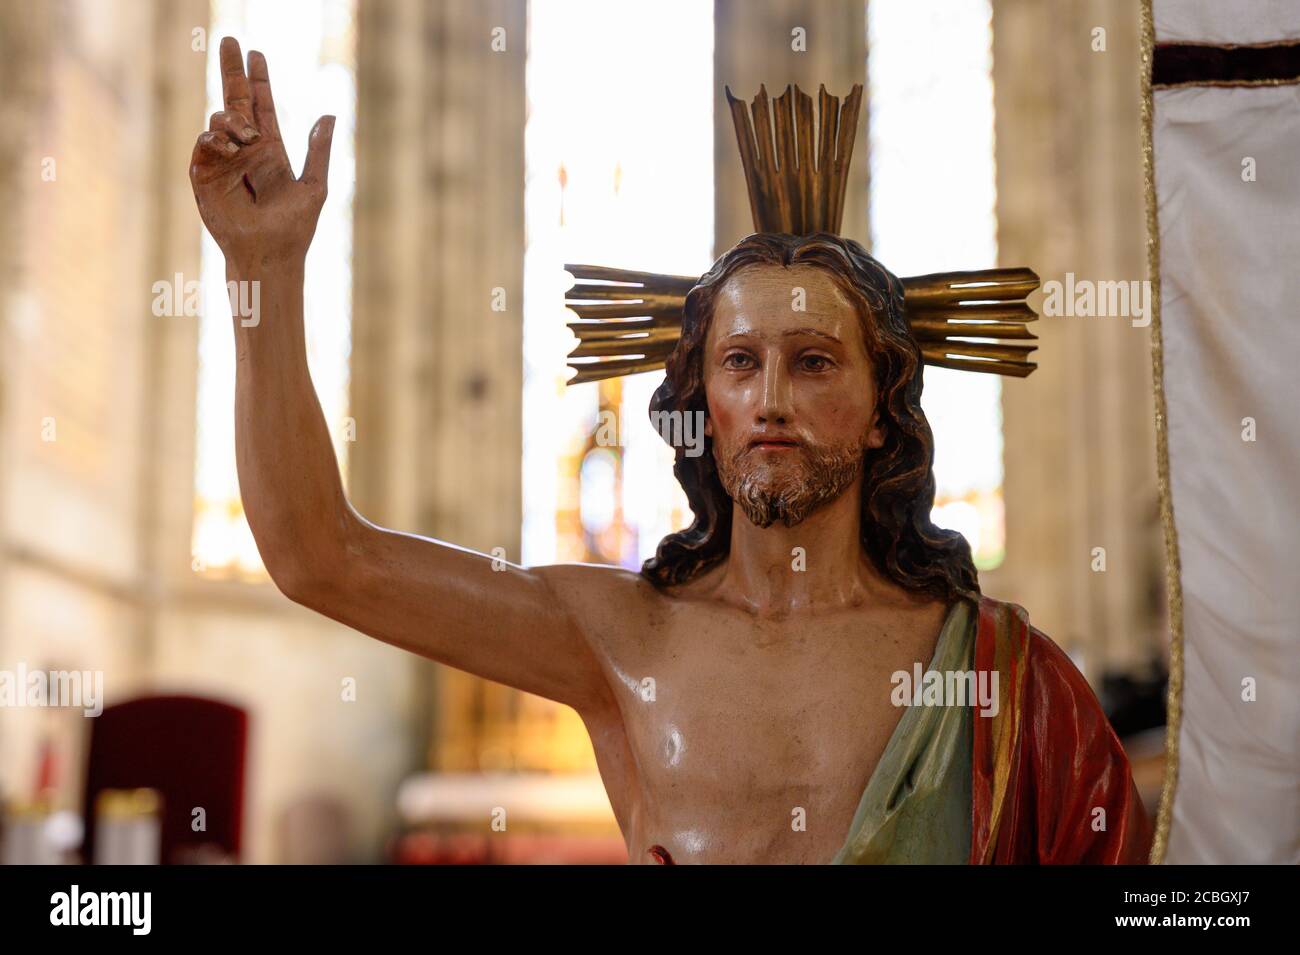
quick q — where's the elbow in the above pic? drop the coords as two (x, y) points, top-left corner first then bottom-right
(265, 555), (327, 608)
(261, 525), (350, 608)
(250, 503), (358, 608)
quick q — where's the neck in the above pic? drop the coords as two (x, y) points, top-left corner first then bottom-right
(718, 476), (880, 617)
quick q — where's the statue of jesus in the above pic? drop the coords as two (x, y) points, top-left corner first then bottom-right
(190, 38), (1151, 864)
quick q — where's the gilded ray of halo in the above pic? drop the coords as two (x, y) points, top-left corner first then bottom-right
(727, 82), (861, 235)
(560, 84), (1041, 385)
(564, 265), (1040, 384)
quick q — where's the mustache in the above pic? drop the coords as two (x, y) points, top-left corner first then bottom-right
(742, 427), (806, 447)
(736, 435), (813, 458)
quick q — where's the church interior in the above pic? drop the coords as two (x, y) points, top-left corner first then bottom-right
(0, 0), (1170, 864)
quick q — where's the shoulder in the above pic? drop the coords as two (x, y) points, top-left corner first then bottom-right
(532, 561), (660, 610)
(531, 562), (671, 645)
(977, 595), (1130, 773)
(973, 595), (1097, 705)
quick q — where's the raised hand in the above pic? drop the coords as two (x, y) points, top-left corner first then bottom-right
(189, 36), (335, 267)
(187, 43), (608, 738)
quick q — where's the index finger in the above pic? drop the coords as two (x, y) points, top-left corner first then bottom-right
(219, 36), (252, 119)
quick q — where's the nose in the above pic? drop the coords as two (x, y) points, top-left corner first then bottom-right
(758, 354), (793, 425)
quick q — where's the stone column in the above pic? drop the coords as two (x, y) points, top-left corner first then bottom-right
(713, 0), (869, 254)
(352, 0), (526, 770)
(987, 0), (1163, 677)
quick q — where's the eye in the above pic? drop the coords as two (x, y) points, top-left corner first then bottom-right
(798, 353), (834, 372)
(721, 351), (756, 371)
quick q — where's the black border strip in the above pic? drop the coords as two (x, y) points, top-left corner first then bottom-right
(1153, 41), (1300, 87)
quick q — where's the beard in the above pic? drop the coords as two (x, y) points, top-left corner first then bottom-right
(714, 434), (866, 529)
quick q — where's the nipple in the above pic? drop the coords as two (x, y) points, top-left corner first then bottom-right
(648, 844), (675, 865)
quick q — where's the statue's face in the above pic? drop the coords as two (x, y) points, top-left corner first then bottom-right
(703, 263), (886, 527)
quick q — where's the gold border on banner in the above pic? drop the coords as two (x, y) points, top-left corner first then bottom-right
(1140, 0), (1185, 866)
(1154, 77), (1300, 90)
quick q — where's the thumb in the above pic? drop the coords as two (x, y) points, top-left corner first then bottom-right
(301, 115), (335, 187)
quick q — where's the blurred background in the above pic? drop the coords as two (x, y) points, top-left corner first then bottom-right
(0, 0), (1168, 864)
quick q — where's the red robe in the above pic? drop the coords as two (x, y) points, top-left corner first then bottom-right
(970, 596), (1152, 864)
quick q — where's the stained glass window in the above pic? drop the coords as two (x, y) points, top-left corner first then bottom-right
(522, 0), (712, 570)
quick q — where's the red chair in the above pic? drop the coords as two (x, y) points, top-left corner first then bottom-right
(82, 695), (248, 864)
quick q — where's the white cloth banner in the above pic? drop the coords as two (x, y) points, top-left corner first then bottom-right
(1154, 0), (1300, 863)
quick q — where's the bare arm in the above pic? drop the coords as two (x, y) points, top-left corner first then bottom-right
(188, 38), (610, 713)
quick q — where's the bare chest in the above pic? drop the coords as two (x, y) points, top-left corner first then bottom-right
(589, 607), (942, 863)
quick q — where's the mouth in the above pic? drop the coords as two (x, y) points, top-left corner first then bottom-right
(748, 437), (801, 452)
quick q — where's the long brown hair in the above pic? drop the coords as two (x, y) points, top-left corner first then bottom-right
(642, 232), (979, 602)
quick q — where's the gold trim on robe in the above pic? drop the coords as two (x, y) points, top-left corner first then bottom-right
(833, 594), (1151, 864)
(970, 596), (1151, 864)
